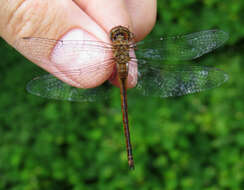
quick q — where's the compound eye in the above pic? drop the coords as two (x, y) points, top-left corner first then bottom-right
(110, 33), (120, 42)
(113, 34), (119, 41)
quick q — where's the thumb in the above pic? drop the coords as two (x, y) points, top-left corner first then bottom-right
(1, 0), (113, 88)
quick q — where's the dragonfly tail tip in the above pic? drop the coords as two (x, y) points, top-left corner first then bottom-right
(128, 160), (135, 170)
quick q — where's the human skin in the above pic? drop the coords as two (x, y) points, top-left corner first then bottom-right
(0, 0), (157, 88)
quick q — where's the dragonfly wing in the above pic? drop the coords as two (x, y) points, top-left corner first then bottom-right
(135, 30), (229, 61)
(27, 74), (112, 102)
(136, 63), (229, 98)
(15, 37), (115, 89)
(14, 37), (113, 65)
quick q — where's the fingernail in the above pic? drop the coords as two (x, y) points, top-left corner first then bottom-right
(51, 28), (99, 65)
(51, 28), (112, 88)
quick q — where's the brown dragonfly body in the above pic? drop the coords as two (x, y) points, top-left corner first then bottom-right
(110, 26), (135, 169)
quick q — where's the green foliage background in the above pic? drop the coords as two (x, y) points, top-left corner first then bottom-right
(1, 0), (244, 189)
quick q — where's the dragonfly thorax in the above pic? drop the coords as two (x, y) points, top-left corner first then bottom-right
(113, 44), (131, 64)
(113, 45), (130, 79)
(109, 26), (133, 79)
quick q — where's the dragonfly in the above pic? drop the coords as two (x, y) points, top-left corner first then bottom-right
(15, 26), (229, 169)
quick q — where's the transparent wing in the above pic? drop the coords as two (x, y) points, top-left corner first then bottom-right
(27, 63), (228, 101)
(135, 30), (229, 61)
(16, 37), (116, 89)
(27, 74), (112, 102)
(14, 37), (113, 64)
(136, 62), (229, 98)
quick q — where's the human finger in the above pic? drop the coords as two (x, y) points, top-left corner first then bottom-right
(1, 0), (112, 88)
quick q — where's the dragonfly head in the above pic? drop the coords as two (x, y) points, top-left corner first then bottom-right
(110, 25), (134, 43)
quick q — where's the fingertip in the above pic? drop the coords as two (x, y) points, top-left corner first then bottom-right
(74, 0), (134, 34)
(126, 0), (157, 41)
(13, 1), (113, 89)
